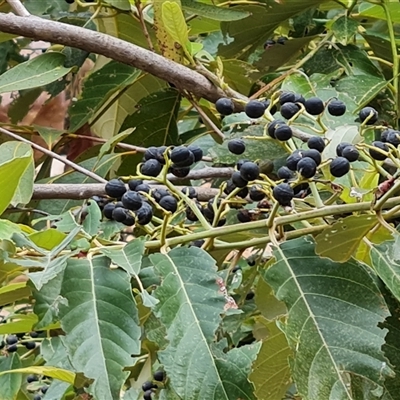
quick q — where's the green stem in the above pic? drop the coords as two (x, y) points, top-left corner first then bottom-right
(382, 0), (399, 128)
(309, 182), (324, 208)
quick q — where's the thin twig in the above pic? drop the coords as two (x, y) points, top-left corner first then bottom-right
(0, 127), (107, 183)
(133, 1), (154, 52)
(6, 0), (30, 17)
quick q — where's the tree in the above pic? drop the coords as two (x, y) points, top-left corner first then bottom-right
(0, 0), (398, 399)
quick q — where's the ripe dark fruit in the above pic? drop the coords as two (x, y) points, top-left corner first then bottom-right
(236, 159), (250, 170)
(294, 182), (310, 196)
(128, 179), (143, 191)
(286, 150), (302, 171)
(264, 39), (276, 49)
(41, 386), (48, 394)
(297, 157), (317, 178)
(202, 206), (214, 222)
(232, 171), (248, 188)
(192, 239), (205, 248)
(236, 187), (249, 199)
(280, 102), (300, 119)
(7, 344), (18, 352)
(6, 335), (18, 345)
(307, 136), (325, 152)
(122, 191), (142, 211)
(135, 183), (151, 193)
(245, 100), (266, 119)
(369, 141), (388, 160)
(170, 166), (190, 178)
(122, 212), (135, 226)
(273, 183), (294, 206)
(112, 207), (128, 223)
(153, 370), (165, 382)
(24, 341), (36, 350)
(136, 204), (153, 225)
(27, 374), (38, 383)
(159, 195), (178, 213)
(342, 146), (359, 162)
(359, 106), (378, 124)
(330, 157), (350, 177)
(216, 98), (234, 115)
(336, 142), (352, 157)
(267, 119), (284, 139)
(224, 180), (236, 195)
(381, 129), (391, 143)
(279, 92), (295, 105)
(33, 395), (42, 400)
(174, 151), (195, 167)
(275, 124), (293, 141)
(186, 205), (199, 222)
(303, 149), (321, 166)
(152, 188), (170, 203)
(305, 97), (324, 115)
(170, 146), (190, 164)
(262, 99), (277, 115)
(249, 185), (265, 201)
(105, 179), (126, 199)
(144, 146), (159, 161)
(65, 0), (74, 3)
(181, 187), (197, 199)
(29, 331), (39, 338)
(327, 99), (346, 116)
(143, 390), (153, 400)
(142, 381), (156, 391)
(187, 145), (203, 162)
(156, 146), (167, 164)
(240, 162), (259, 181)
(293, 93), (306, 105)
(277, 166), (294, 180)
(237, 209), (252, 223)
(387, 130), (400, 147)
(141, 159), (162, 177)
(228, 139), (246, 155)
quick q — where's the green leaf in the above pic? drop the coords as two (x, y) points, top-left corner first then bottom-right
(69, 61), (141, 132)
(104, 0), (131, 11)
(162, 2), (189, 49)
(250, 319), (292, 400)
(359, 3), (400, 24)
(264, 236), (392, 400)
(0, 155), (31, 215)
(28, 229), (67, 251)
(0, 354), (22, 400)
(323, 125), (361, 160)
(0, 282), (31, 306)
(0, 219), (22, 240)
(83, 200), (102, 237)
(182, 0), (250, 21)
(59, 256), (141, 400)
(98, 128), (134, 160)
(151, 247), (256, 400)
(0, 53), (72, 94)
(255, 277), (286, 321)
(0, 366), (75, 385)
(331, 16), (359, 45)
(0, 314), (38, 334)
(34, 125), (64, 149)
(315, 215), (378, 262)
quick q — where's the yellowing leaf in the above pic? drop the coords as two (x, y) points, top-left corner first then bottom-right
(0, 366), (75, 385)
(162, 2), (189, 50)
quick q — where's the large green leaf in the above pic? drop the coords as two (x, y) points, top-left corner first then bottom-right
(0, 282), (31, 306)
(69, 61), (141, 132)
(0, 53), (72, 93)
(264, 236), (392, 400)
(250, 319), (292, 400)
(0, 353), (21, 400)
(151, 247), (256, 400)
(59, 256), (141, 400)
(359, 3), (400, 23)
(182, 0), (250, 21)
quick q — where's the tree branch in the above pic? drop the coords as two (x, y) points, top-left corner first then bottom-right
(0, 13), (240, 104)
(6, 0), (30, 17)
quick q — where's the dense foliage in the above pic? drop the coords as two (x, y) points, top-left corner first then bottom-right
(0, 0), (399, 399)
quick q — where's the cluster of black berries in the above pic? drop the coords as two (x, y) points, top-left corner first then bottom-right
(26, 373), (49, 400)
(0, 331), (40, 354)
(264, 36), (288, 49)
(141, 370), (165, 399)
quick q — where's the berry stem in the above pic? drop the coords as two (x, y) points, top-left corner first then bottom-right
(309, 182), (324, 208)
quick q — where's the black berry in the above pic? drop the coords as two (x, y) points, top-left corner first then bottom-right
(128, 179), (143, 191)
(135, 203), (153, 225)
(262, 99), (277, 115)
(237, 209), (252, 223)
(159, 195), (178, 213)
(387, 130), (400, 147)
(33, 395), (42, 400)
(359, 106), (378, 124)
(369, 141), (388, 160)
(122, 212), (135, 226)
(286, 150), (302, 171)
(105, 179), (126, 199)
(187, 145), (203, 162)
(249, 185), (265, 201)
(153, 370), (165, 381)
(277, 166), (294, 180)
(29, 331), (39, 338)
(7, 344), (18, 352)
(27, 375), (38, 383)
(303, 149), (321, 166)
(24, 341), (36, 350)
(277, 36), (287, 44)
(142, 381), (156, 391)
(240, 162), (259, 181)
(170, 146), (191, 164)
(141, 159), (162, 177)
(40, 386), (48, 394)
(173, 151), (195, 167)
(273, 183), (294, 206)
(135, 183), (151, 193)
(181, 187), (197, 199)
(186, 203), (201, 222)
(279, 92), (295, 105)
(245, 100), (266, 119)
(293, 93), (306, 105)
(170, 166), (190, 177)
(342, 146), (359, 162)
(264, 39), (276, 48)
(236, 187), (249, 199)
(112, 207), (129, 223)
(275, 124), (293, 141)
(296, 157), (317, 178)
(232, 171), (248, 187)
(336, 142), (352, 157)
(236, 159), (250, 170)
(152, 188), (170, 203)
(144, 146), (159, 161)
(192, 239), (205, 248)
(330, 157), (350, 177)
(307, 136), (325, 152)
(327, 99), (346, 116)
(228, 139), (246, 155)
(121, 191), (142, 211)
(6, 335), (18, 345)
(280, 102), (300, 119)
(305, 97), (324, 115)
(267, 119), (284, 139)
(216, 98), (234, 115)
(143, 390), (153, 400)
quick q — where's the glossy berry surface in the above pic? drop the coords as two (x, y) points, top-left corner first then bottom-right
(144, 146), (159, 161)
(187, 145), (203, 162)
(228, 139), (246, 155)
(387, 130), (400, 146)
(303, 149), (321, 166)
(33, 395), (42, 400)
(237, 209), (251, 223)
(170, 146), (190, 164)
(181, 186), (197, 199)
(305, 97), (324, 115)
(297, 157), (317, 178)
(249, 185), (265, 201)
(159, 195), (178, 213)
(142, 381), (156, 391)
(336, 142), (352, 157)
(330, 157), (350, 177)
(7, 344), (18, 352)
(136, 203), (153, 225)
(170, 166), (190, 177)
(141, 159), (162, 177)
(275, 124), (292, 141)
(153, 370), (165, 381)
(342, 146), (359, 162)
(232, 171), (248, 187)
(112, 207), (129, 223)
(122, 191), (142, 211)
(152, 188), (170, 203)
(239, 162), (259, 181)
(273, 183), (294, 206)
(262, 99), (277, 115)
(244, 100), (265, 118)
(215, 98), (234, 115)
(128, 179), (143, 191)
(27, 374), (38, 383)
(6, 335), (18, 345)
(359, 106), (378, 124)
(277, 166), (294, 180)
(143, 390), (153, 400)
(280, 102), (299, 119)
(105, 179), (126, 199)
(327, 99), (346, 116)
(267, 119), (284, 139)
(286, 151), (302, 171)
(122, 212), (135, 226)
(279, 92), (295, 105)
(135, 183), (151, 193)
(369, 141), (388, 160)
(24, 341), (36, 350)
(307, 136), (325, 152)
